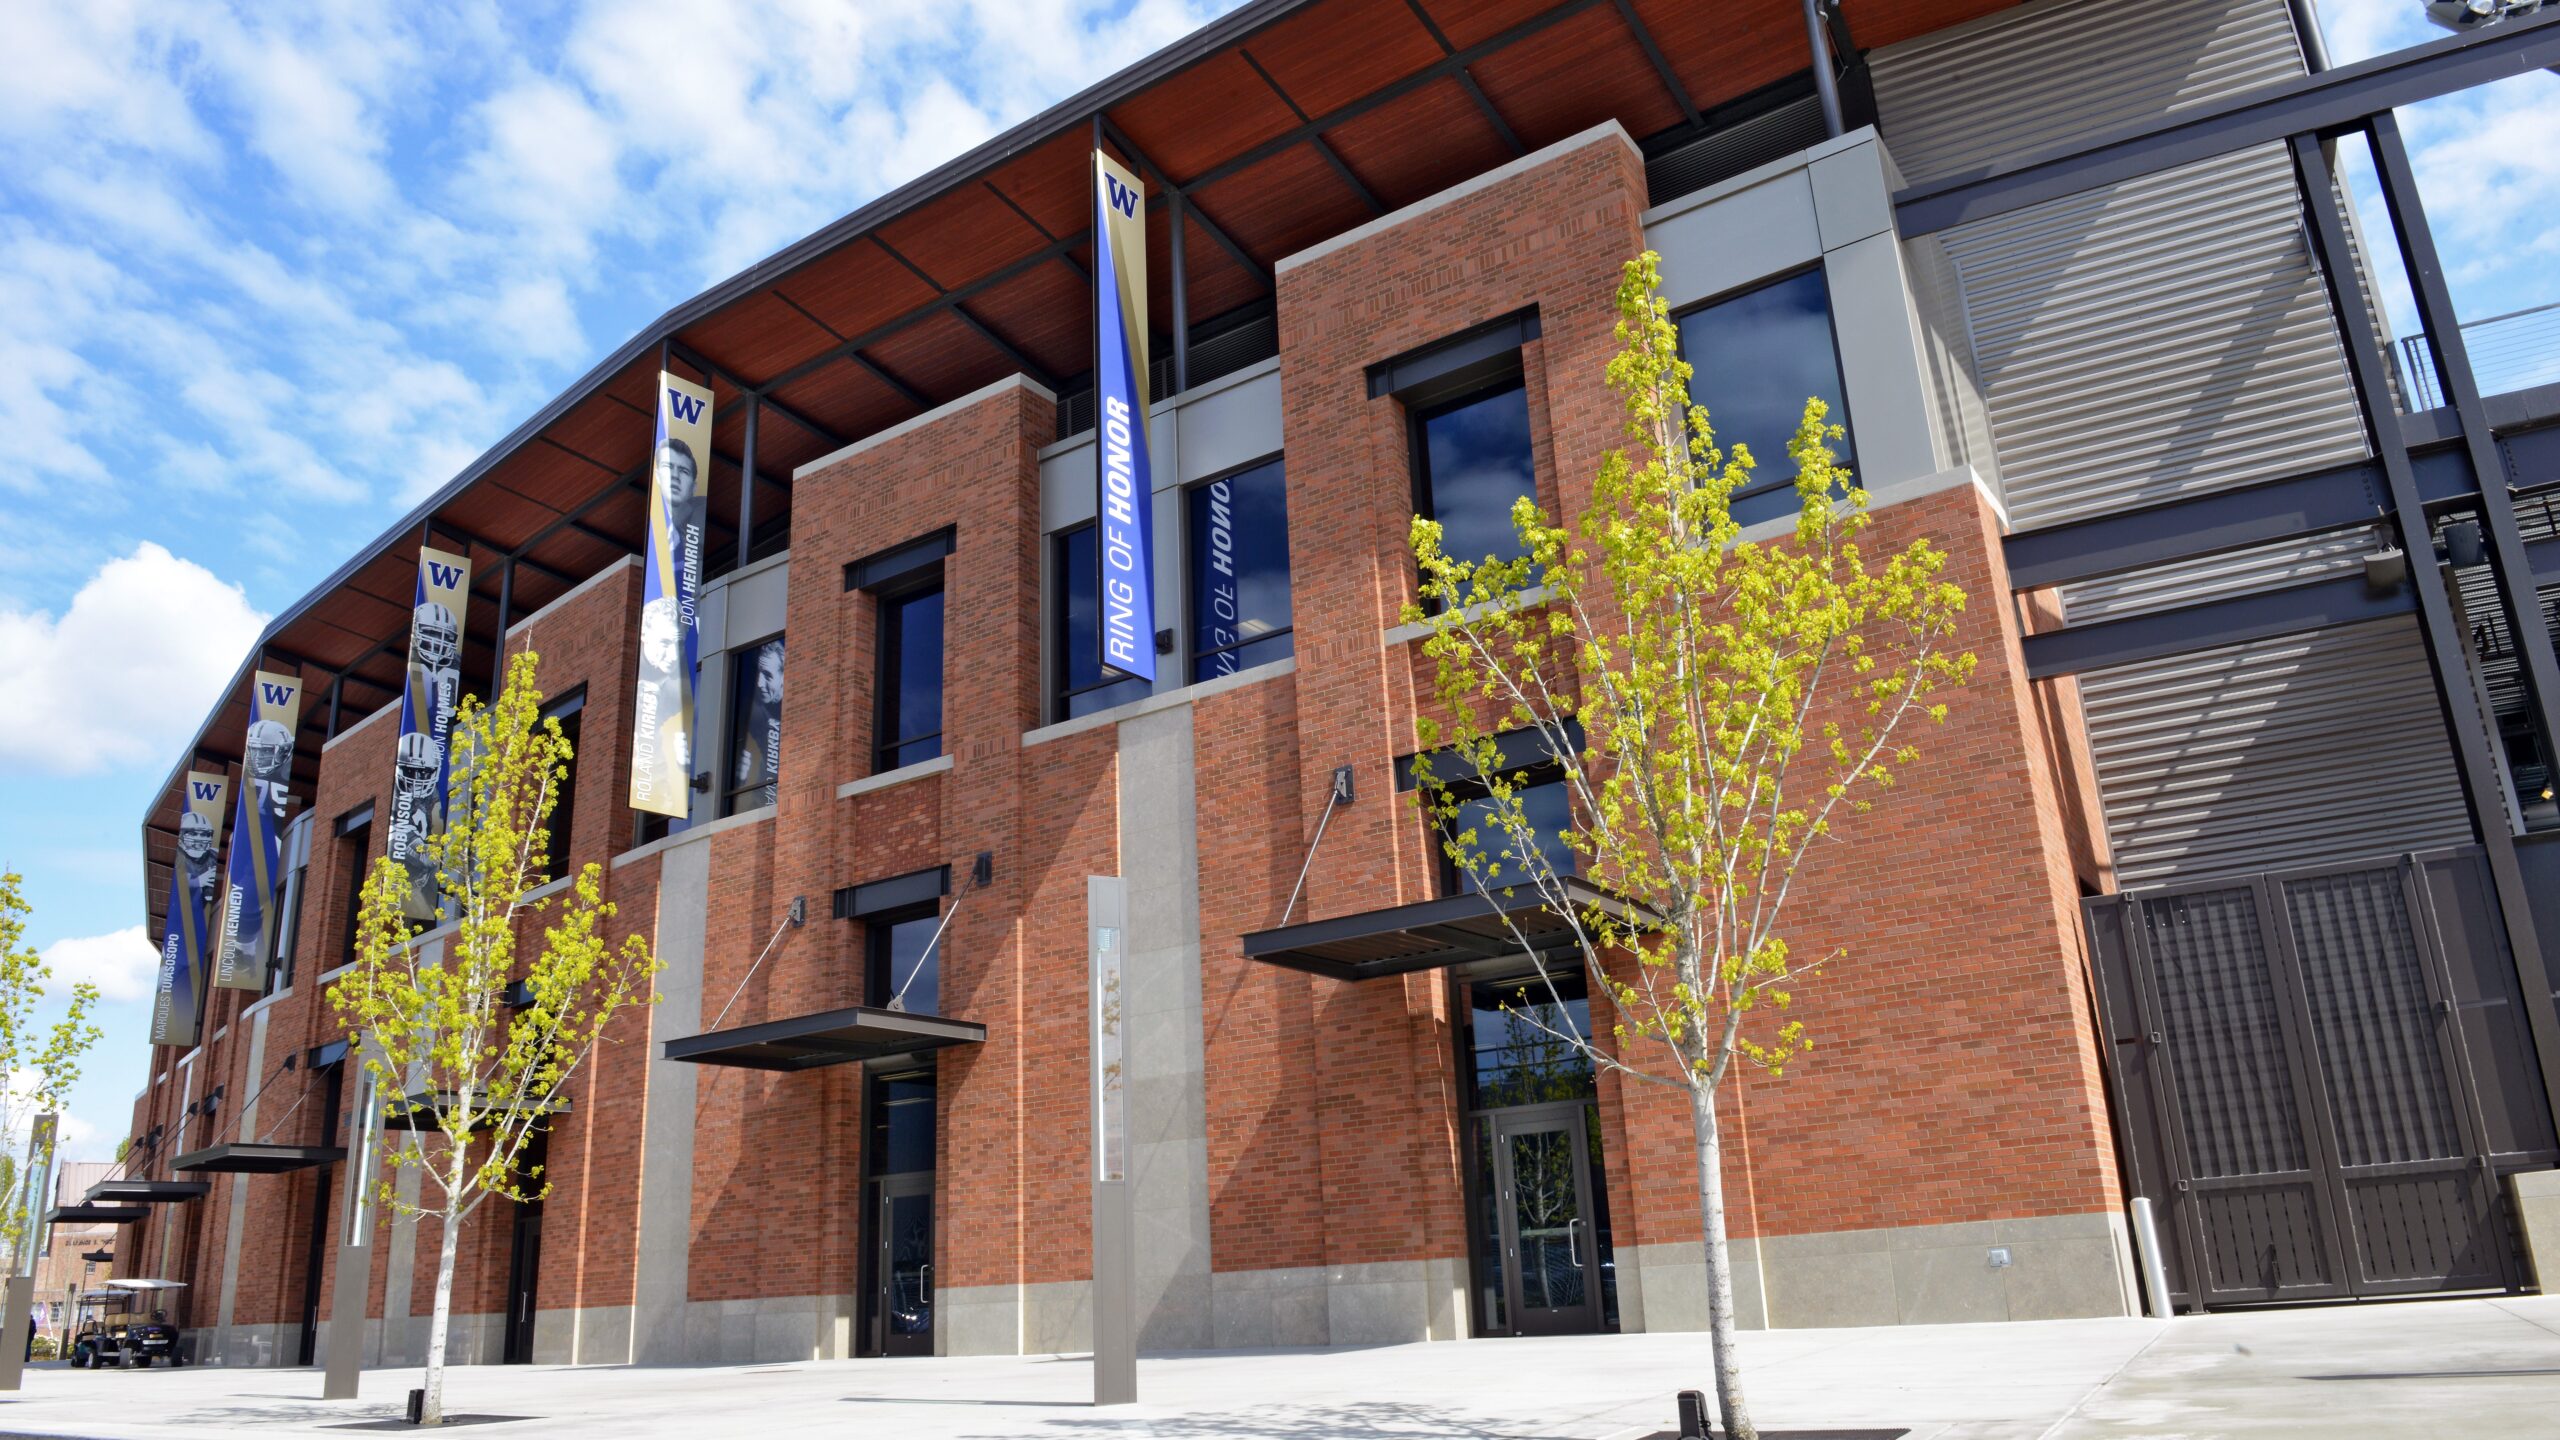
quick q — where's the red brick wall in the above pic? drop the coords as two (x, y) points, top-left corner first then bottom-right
(1598, 484), (2123, 1255)
(1249, 126), (1656, 1275)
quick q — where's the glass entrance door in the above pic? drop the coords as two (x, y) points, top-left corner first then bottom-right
(876, 1177), (934, 1356)
(863, 1066), (937, 1357)
(1491, 1108), (1601, 1335)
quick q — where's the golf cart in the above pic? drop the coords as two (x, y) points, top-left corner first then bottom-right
(65, 1280), (186, 1368)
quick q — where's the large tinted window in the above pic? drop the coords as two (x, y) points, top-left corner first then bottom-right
(1187, 459), (1293, 682)
(868, 909), (941, 1018)
(866, 1071), (936, 1176)
(877, 586), (944, 772)
(336, 816), (371, 971)
(723, 635), (784, 816)
(1439, 775), (1577, 896)
(1466, 969), (1596, 1109)
(540, 692), (583, 874)
(1676, 267), (1854, 488)
(1414, 382), (1538, 570)
(1054, 524), (1150, 721)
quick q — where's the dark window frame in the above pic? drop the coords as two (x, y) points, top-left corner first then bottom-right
(1406, 373), (1541, 610)
(863, 902), (944, 1017)
(872, 571), (946, 775)
(539, 687), (586, 876)
(333, 805), (373, 972)
(266, 811), (314, 995)
(721, 632), (786, 818)
(863, 1065), (938, 1179)
(1050, 521), (1151, 723)
(1428, 761), (1580, 899)
(1184, 453), (1293, 682)
(1672, 262), (1856, 505)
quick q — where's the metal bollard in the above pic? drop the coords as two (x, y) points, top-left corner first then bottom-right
(1678, 1388), (1714, 1440)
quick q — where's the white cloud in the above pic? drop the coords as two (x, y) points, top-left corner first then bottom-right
(39, 927), (158, 1004)
(0, 543), (269, 776)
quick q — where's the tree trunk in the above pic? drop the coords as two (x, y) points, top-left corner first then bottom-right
(423, 1175), (462, 1425)
(1690, 1080), (1756, 1440)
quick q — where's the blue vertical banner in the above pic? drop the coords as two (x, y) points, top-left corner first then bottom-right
(149, 770), (227, 1048)
(1093, 146), (1156, 683)
(214, 670), (303, 990)
(630, 370), (712, 817)
(388, 545), (472, 923)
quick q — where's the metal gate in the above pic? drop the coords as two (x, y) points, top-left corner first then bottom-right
(2086, 849), (2556, 1309)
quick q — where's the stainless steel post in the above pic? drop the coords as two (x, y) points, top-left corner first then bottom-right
(2128, 1197), (2174, 1318)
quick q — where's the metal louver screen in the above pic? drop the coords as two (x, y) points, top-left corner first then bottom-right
(1869, 0), (2368, 530)
(2077, 619), (2472, 885)
(2143, 886), (2308, 1179)
(2283, 869), (2465, 1169)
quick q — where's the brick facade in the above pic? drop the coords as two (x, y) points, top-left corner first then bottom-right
(117, 126), (2133, 1366)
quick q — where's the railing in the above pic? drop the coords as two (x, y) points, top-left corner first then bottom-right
(2396, 299), (2560, 410)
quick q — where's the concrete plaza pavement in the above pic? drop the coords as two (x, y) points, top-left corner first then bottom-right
(0, 1296), (2551, 1439)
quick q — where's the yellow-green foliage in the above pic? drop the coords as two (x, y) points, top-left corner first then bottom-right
(330, 650), (659, 1219)
(0, 871), (102, 1265)
(1405, 251), (1975, 1095)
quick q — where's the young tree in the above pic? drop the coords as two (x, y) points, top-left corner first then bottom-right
(1406, 254), (1974, 1439)
(0, 872), (103, 1388)
(330, 652), (657, 1424)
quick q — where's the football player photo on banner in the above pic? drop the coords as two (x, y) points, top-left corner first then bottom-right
(630, 370), (711, 817)
(149, 770), (228, 1047)
(389, 546), (471, 924)
(214, 669), (304, 990)
(1092, 146), (1156, 683)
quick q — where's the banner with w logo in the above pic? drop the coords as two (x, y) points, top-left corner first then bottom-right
(213, 670), (304, 990)
(389, 546), (472, 923)
(630, 370), (712, 818)
(1092, 147), (1156, 684)
(149, 769), (228, 1047)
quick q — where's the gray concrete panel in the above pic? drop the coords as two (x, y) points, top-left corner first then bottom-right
(633, 841), (710, 1364)
(1823, 229), (1955, 488)
(1647, 171), (1821, 312)
(1115, 704), (1213, 1352)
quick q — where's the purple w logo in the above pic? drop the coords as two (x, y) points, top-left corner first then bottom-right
(666, 391), (706, 425)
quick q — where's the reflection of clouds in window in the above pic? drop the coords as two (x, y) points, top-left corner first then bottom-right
(1188, 459), (1294, 681)
(1422, 384), (1537, 567)
(1677, 268), (1854, 484)
(1450, 778), (1576, 892)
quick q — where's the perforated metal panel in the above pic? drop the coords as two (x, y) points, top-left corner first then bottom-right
(2085, 852), (2526, 1308)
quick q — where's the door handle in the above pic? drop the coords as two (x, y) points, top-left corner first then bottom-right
(1567, 1218), (1585, 1269)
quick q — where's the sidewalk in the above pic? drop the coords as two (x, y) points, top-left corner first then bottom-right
(0, 1297), (2550, 1439)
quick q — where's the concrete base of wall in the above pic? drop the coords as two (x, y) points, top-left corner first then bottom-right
(529, 1305), (634, 1366)
(939, 1279), (1090, 1356)
(361, 1311), (507, 1368)
(944, 1260), (1469, 1356)
(187, 1215), (2136, 1372)
(2511, 1169), (2560, 1292)
(1621, 1212), (2137, 1331)
(202, 1321), (298, 1367)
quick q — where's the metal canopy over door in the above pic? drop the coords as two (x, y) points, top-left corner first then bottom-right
(2088, 849), (2543, 1309)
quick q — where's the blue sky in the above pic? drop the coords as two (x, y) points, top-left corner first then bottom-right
(1, 0), (2553, 1163)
